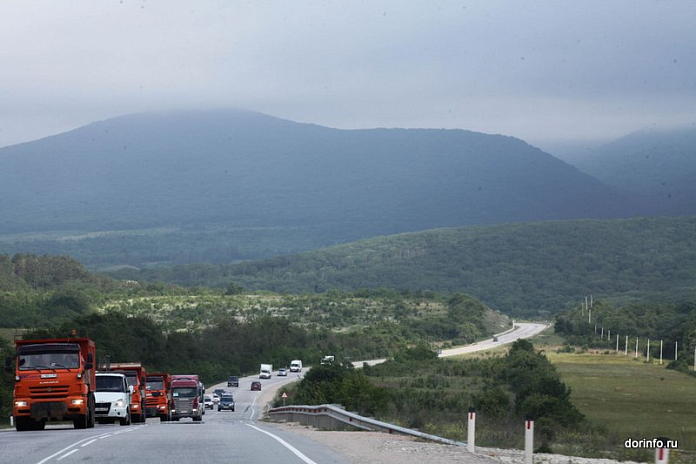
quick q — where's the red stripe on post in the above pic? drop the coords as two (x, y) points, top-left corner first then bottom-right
(526, 420), (531, 430)
(659, 448), (664, 460)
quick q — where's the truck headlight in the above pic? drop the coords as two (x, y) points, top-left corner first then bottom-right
(114, 400), (126, 408)
(132, 404), (139, 409)
(15, 401), (28, 407)
(71, 399), (84, 405)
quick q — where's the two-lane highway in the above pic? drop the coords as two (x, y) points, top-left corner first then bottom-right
(1, 322), (548, 463)
(0, 373), (349, 464)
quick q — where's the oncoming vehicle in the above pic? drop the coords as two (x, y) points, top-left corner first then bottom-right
(278, 368), (287, 376)
(170, 375), (203, 422)
(204, 395), (214, 410)
(95, 372), (131, 426)
(251, 381), (261, 391)
(11, 337), (96, 431)
(218, 394), (235, 411)
(227, 376), (239, 387)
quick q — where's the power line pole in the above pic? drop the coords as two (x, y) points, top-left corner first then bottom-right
(625, 335), (628, 355)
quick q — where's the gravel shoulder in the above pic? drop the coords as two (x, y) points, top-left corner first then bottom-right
(264, 420), (644, 464)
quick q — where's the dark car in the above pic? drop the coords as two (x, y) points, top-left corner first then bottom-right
(214, 388), (226, 396)
(227, 376), (239, 387)
(251, 381), (261, 391)
(218, 394), (235, 412)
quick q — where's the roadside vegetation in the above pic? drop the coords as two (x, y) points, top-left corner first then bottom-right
(0, 253), (503, 426)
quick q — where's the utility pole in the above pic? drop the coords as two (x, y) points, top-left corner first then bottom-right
(647, 339), (650, 362)
(616, 334), (619, 353)
(635, 338), (639, 358)
(625, 335), (628, 355)
(660, 340), (663, 365)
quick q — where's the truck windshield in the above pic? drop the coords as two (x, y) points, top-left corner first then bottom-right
(172, 387), (197, 397)
(18, 352), (79, 370)
(147, 379), (164, 390)
(114, 372), (137, 387)
(96, 376), (126, 392)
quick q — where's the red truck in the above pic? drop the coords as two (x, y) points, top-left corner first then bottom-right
(108, 362), (148, 423)
(170, 374), (204, 422)
(10, 337), (96, 431)
(145, 372), (172, 421)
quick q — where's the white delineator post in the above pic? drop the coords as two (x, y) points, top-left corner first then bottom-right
(467, 407), (475, 453)
(524, 416), (534, 464)
(655, 440), (670, 464)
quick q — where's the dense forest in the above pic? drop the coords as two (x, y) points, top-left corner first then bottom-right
(109, 216), (696, 316)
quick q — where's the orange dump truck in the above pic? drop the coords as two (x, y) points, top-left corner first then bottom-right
(108, 362), (148, 423)
(10, 337), (96, 431)
(145, 372), (172, 421)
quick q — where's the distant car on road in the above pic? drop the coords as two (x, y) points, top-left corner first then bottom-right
(212, 393), (220, 404)
(227, 376), (239, 387)
(214, 388), (226, 396)
(251, 381), (261, 391)
(493, 336), (499, 342)
(277, 368), (287, 376)
(204, 395), (214, 409)
(218, 394), (235, 412)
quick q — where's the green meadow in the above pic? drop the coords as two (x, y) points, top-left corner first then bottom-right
(548, 351), (696, 460)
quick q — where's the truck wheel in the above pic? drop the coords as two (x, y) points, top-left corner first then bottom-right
(120, 409), (131, 426)
(87, 394), (96, 428)
(15, 417), (32, 432)
(132, 413), (141, 423)
(193, 416), (202, 422)
(73, 414), (88, 429)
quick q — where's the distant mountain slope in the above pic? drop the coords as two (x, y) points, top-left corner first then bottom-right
(0, 109), (638, 242)
(572, 127), (696, 215)
(111, 217), (696, 316)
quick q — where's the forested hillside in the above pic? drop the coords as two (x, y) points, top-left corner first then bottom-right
(572, 127), (696, 215)
(0, 109), (641, 269)
(110, 216), (696, 316)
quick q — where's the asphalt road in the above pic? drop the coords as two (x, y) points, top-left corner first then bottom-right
(0, 322), (547, 463)
(0, 374), (349, 464)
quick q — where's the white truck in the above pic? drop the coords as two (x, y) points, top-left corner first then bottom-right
(259, 363), (272, 379)
(290, 359), (302, 372)
(95, 372), (132, 426)
(320, 355), (335, 365)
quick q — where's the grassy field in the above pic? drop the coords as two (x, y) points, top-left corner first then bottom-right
(548, 352), (696, 449)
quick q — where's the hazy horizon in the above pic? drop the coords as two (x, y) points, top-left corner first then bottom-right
(1, 1), (695, 151)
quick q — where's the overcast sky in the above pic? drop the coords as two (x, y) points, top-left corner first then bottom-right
(1, 1), (695, 152)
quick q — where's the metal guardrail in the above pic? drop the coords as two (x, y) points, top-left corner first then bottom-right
(268, 403), (466, 447)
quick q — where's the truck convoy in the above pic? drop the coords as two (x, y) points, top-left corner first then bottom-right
(259, 363), (273, 379)
(9, 337), (96, 431)
(170, 374), (204, 422)
(290, 360), (303, 372)
(145, 372), (172, 421)
(108, 362), (148, 423)
(95, 372), (132, 426)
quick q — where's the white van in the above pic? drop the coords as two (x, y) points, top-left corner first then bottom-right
(95, 372), (132, 426)
(290, 360), (302, 372)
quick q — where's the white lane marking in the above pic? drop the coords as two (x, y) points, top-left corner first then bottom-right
(35, 429), (131, 464)
(249, 393), (259, 421)
(81, 439), (97, 447)
(247, 424), (318, 464)
(56, 449), (79, 461)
